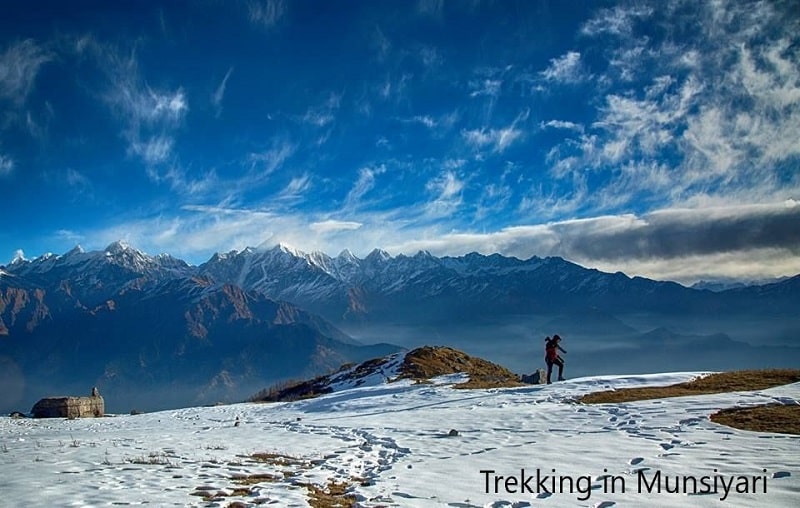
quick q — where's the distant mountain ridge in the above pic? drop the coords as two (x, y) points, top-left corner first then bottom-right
(2, 241), (798, 414)
(0, 242), (400, 413)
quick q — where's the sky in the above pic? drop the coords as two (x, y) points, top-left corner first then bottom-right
(1, 0), (799, 284)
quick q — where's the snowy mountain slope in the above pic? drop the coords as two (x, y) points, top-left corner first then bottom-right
(1, 372), (797, 507)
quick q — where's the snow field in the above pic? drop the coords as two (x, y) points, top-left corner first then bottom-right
(1, 372), (798, 507)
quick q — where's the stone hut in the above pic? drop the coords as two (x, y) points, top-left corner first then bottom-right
(31, 387), (105, 418)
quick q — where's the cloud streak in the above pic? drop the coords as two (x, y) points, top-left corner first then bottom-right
(247, 0), (286, 28)
(0, 39), (52, 105)
(212, 66), (234, 116)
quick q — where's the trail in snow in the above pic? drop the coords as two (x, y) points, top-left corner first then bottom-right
(1, 373), (798, 507)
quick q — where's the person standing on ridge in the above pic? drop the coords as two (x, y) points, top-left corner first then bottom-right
(544, 334), (567, 384)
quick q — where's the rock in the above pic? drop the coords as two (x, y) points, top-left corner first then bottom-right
(448, 429), (459, 437)
(9, 411), (26, 419)
(521, 368), (547, 385)
(31, 387), (105, 418)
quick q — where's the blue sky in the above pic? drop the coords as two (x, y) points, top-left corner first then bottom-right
(1, 0), (799, 283)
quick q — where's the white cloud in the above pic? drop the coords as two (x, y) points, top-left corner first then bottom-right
(425, 170), (465, 217)
(131, 136), (173, 165)
(149, 88), (187, 121)
(0, 153), (13, 176)
(247, 0), (286, 28)
(543, 0), (800, 216)
(417, 0), (444, 18)
(540, 51), (586, 83)
(65, 168), (91, 191)
(212, 67), (234, 116)
(309, 220), (362, 234)
(463, 110), (528, 153)
(580, 5), (653, 37)
(0, 39), (52, 105)
(540, 120), (584, 133)
(277, 174), (312, 201)
(248, 139), (295, 175)
(302, 93), (341, 127)
(344, 165), (386, 209)
(469, 79), (502, 98)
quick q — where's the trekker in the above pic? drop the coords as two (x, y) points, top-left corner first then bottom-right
(544, 334), (567, 384)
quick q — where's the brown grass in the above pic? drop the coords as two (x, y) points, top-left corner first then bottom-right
(579, 369), (800, 435)
(710, 404), (800, 435)
(303, 480), (357, 508)
(231, 473), (282, 486)
(248, 452), (307, 467)
(579, 369), (800, 404)
(397, 346), (523, 389)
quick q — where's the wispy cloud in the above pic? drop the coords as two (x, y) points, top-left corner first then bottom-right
(540, 119), (585, 133)
(0, 153), (14, 176)
(463, 110), (528, 154)
(580, 4), (653, 37)
(131, 135), (173, 165)
(248, 139), (295, 176)
(0, 39), (52, 105)
(539, 51), (587, 83)
(544, 0), (800, 217)
(65, 168), (92, 192)
(469, 78), (502, 98)
(344, 165), (386, 210)
(247, 0), (286, 28)
(302, 92), (341, 127)
(417, 0), (444, 18)
(212, 66), (234, 117)
(310, 219), (362, 234)
(79, 36), (190, 180)
(425, 170), (465, 217)
(276, 173), (312, 201)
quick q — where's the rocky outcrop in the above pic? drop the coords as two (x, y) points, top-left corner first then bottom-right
(521, 368), (547, 384)
(31, 387), (104, 418)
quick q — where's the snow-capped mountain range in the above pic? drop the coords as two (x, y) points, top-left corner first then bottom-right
(1, 241), (798, 413)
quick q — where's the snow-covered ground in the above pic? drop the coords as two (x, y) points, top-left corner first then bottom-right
(1, 372), (798, 507)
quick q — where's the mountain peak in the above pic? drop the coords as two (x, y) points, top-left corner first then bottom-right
(65, 244), (85, 256)
(265, 242), (304, 258)
(10, 249), (26, 265)
(105, 240), (133, 254)
(365, 248), (391, 262)
(336, 248), (358, 262)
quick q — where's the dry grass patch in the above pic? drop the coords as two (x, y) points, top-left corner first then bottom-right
(397, 346), (523, 389)
(710, 404), (800, 435)
(303, 480), (357, 508)
(248, 451), (308, 467)
(579, 369), (800, 404)
(231, 472), (282, 486)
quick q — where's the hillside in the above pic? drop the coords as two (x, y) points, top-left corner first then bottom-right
(251, 346), (523, 402)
